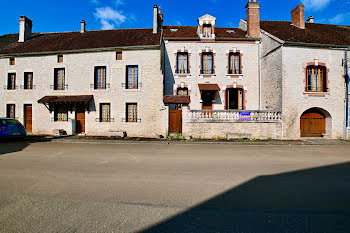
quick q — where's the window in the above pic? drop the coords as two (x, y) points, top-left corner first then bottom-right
(126, 65), (138, 89)
(57, 55), (63, 63)
(202, 52), (213, 74)
(126, 103), (137, 122)
(6, 104), (15, 119)
(7, 73), (16, 90)
(306, 66), (327, 92)
(116, 52), (122, 60)
(54, 105), (68, 121)
(94, 66), (107, 89)
(229, 52), (241, 74)
(24, 72), (33, 89)
(176, 53), (189, 74)
(203, 24), (212, 38)
(100, 103), (111, 122)
(177, 87), (188, 96)
(9, 58), (15, 66)
(54, 68), (65, 90)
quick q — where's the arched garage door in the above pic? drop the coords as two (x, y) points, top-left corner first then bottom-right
(300, 109), (326, 137)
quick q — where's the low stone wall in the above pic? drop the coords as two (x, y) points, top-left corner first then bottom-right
(182, 121), (282, 139)
(182, 107), (283, 139)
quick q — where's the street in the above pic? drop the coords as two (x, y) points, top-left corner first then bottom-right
(0, 140), (350, 232)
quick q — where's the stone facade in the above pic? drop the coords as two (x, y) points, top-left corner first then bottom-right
(164, 40), (261, 110)
(0, 48), (168, 137)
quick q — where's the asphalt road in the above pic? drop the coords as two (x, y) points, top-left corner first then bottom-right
(0, 140), (350, 232)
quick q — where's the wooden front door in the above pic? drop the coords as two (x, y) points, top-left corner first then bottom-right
(169, 110), (182, 133)
(24, 105), (32, 132)
(76, 106), (86, 133)
(300, 112), (326, 137)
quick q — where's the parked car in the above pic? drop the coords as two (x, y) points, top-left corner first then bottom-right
(0, 118), (27, 139)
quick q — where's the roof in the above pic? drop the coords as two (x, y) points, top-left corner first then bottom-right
(38, 95), (93, 104)
(0, 29), (161, 55)
(163, 26), (248, 40)
(163, 95), (191, 104)
(260, 21), (350, 46)
(0, 34), (19, 50)
(198, 84), (221, 91)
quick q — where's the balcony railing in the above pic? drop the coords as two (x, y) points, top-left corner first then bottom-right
(187, 110), (282, 123)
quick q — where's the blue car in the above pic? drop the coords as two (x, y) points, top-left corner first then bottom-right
(0, 118), (27, 139)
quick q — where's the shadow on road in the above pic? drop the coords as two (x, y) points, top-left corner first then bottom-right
(0, 136), (72, 156)
(141, 162), (350, 233)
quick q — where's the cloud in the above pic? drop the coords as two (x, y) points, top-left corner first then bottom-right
(301, 0), (332, 11)
(94, 6), (127, 29)
(176, 20), (182, 26)
(329, 12), (350, 24)
(90, 0), (99, 4)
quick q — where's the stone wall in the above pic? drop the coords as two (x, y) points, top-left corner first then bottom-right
(182, 107), (282, 139)
(164, 40), (260, 111)
(0, 48), (168, 138)
(281, 46), (346, 139)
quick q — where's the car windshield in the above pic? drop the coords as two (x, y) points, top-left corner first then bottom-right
(0, 119), (21, 125)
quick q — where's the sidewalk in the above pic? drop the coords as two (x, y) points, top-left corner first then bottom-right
(23, 135), (350, 146)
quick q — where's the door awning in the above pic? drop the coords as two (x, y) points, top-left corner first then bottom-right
(198, 84), (221, 91)
(38, 95), (93, 104)
(163, 95), (191, 104)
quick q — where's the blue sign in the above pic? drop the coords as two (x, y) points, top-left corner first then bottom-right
(239, 112), (251, 121)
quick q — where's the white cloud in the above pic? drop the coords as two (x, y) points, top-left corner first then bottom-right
(100, 19), (115, 29)
(301, 0), (332, 11)
(90, 0), (99, 4)
(115, 0), (124, 6)
(94, 6), (127, 29)
(176, 20), (182, 26)
(329, 12), (350, 24)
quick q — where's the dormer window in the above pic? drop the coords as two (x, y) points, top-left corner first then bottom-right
(203, 24), (212, 38)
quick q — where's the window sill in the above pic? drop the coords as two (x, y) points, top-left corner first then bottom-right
(199, 74), (216, 78)
(226, 74), (243, 78)
(175, 74), (191, 78)
(303, 92), (330, 97)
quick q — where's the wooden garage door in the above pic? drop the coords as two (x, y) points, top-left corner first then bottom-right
(24, 105), (32, 132)
(300, 112), (325, 137)
(169, 110), (182, 133)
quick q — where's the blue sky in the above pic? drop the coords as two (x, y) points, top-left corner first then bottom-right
(1, 0), (350, 35)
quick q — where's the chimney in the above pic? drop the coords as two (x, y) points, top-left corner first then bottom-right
(246, 0), (260, 38)
(81, 20), (86, 33)
(18, 16), (32, 42)
(307, 16), (314, 23)
(158, 6), (164, 31)
(291, 4), (305, 29)
(153, 5), (158, 34)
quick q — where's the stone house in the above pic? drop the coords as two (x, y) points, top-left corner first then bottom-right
(238, 3), (350, 139)
(0, 2), (349, 139)
(0, 14), (167, 137)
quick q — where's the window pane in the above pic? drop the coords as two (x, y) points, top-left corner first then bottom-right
(127, 66), (138, 89)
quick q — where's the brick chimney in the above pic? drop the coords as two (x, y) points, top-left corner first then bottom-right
(18, 16), (32, 42)
(291, 4), (305, 29)
(246, 0), (260, 38)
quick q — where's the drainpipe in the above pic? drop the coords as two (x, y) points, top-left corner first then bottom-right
(345, 49), (349, 139)
(258, 41), (261, 110)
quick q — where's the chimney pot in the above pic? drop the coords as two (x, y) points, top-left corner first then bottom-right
(291, 4), (305, 29)
(246, 1), (260, 38)
(307, 16), (314, 23)
(81, 20), (86, 33)
(18, 16), (32, 42)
